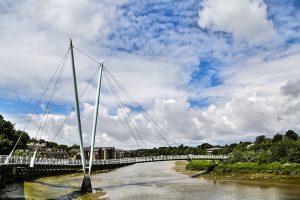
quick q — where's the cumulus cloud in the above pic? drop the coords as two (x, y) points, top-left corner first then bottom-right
(198, 0), (276, 43)
(8, 83), (300, 148)
(1, 0), (300, 148)
(281, 79), (300, 97)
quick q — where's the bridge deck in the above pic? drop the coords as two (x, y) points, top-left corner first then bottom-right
(1, 155), (227, 166)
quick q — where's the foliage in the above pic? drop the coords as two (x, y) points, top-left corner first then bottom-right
(0, 115), (30, 154)
(255, 135), (267, 144)
(1, 113), (299, 167)
(285, 130), (298, 141)
(215, 162), (300, 174)
(14, 149), (27, 156)
(273, 133), (283, 143)
(186, 160), (215, 170)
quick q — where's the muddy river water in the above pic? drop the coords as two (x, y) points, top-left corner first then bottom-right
(1, 161), (300, 199)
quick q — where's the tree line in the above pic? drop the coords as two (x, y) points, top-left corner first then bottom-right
(0, 114), (79, 155)
(1, 114), (299, 164)
(128, 131), (300, 165)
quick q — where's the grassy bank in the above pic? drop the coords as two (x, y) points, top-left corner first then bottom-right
(216, 162), (300, 175)
(186, 160), (217, 171)
(186, 160), (300, 175)
(175, 161), (300, 186)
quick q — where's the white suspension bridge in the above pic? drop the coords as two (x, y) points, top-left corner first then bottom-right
(0, 39), (228, 192)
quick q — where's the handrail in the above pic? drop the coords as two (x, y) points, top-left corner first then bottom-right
(0, 154), (228, 166)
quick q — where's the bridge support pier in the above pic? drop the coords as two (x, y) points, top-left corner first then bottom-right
(81, 175), (92, 193)
(0, 165), (16, 189)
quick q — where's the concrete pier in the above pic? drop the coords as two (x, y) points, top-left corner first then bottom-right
(0, 165), (16, 189)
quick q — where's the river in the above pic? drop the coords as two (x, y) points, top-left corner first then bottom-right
(1, 161), (300, 199)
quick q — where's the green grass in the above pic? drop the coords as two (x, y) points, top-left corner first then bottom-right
(186, 160), (300, 175)
(186, 160), (216, 170)
(215, 162), (300, 174)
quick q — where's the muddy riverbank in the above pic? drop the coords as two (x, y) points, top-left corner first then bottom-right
(175, 160), (300, 187)
(2, 161), (300, 199)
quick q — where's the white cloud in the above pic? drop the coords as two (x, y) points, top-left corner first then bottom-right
(1, 0), (299, 149)
(0, 0), (190, 107)
(281, 79), (300, 97)
(198, 0), (276, 43)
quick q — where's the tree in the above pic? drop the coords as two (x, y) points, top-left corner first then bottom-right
(47, 141), (58, 148)
(285, 130), (298, 141)
(197, 143), (213, 150)
(69, 144), (80, 149)
(0, 134), (12, 154)
(0, 115), (16, 154)
(14, 149), (26, 157)
(270, 140), (294, 162)
(273, 133), (283, 143)
(286, 142), (300, 163)
(14, 130), (30, 150)
(255, 135), (266, 144)
(257, 150), (272, 164)
(57, 144), (68, 151)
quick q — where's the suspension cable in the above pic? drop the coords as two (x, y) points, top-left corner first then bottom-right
(54, 46), (177, 147)
(7, 47), (70, 156)
(105, 72), (146, 147)
(103, 68), (176, 145)
(37, 52), (68, 142)
(33, 50), (69, 147)
(52, 66), (101, 141)
(104, 72), (141, 148)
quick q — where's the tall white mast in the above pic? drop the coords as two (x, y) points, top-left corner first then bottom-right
(70, 39), (86, 175)
(88, 61), (104, 175)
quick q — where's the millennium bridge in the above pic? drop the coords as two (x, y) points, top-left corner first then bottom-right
(0, 154), (228, 189)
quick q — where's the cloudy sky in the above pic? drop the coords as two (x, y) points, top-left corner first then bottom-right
(0, 0), (299, 149)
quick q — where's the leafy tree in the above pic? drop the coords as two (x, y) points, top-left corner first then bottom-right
(14, 130), (30, 150)
(273, 133), (283, 143)
(197, 143), (213, 150)
(257, 150), (272, 164)
(285, 130), (298, 141)
(270, 140), (294, 162)
(14, 149), (26, 157)
(255, 135), (267, 144)
(47, 141), (58, 148)
(57, 144), (68, 151)
(0, 134), (12, 154)
(70, 149), (78, 156)
(68, 144), (80, 150)
(286, 142), (300, 163)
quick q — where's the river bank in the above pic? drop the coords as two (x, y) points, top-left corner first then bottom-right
(2, 161), (300, 199)
(0, 172), (106, 199)
(175, 160), (300, 186)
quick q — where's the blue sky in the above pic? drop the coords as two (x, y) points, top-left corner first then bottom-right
(0, 0), (300, 147)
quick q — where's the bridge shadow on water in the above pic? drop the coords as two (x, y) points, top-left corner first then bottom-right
(0, 179), (102, 200)
(0, 181), (25, 200)
(30, 180), (102, 200)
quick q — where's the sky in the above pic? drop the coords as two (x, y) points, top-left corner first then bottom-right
(0, 0), (300, 149)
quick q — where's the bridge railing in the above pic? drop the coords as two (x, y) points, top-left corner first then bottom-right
(1, 154), (228, 166)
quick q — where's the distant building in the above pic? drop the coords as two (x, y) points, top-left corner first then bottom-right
(81, 147), (125, 160)
(205, 147), (223, 155)
(84, 147), (101, 160)
(115, 149), (125, 159)
(42, 150), (69, 159)
(99, 147), (115, 160)
(27, 142), (47, 152)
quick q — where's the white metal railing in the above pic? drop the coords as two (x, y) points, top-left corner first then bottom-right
(0, 154), (228, 166)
